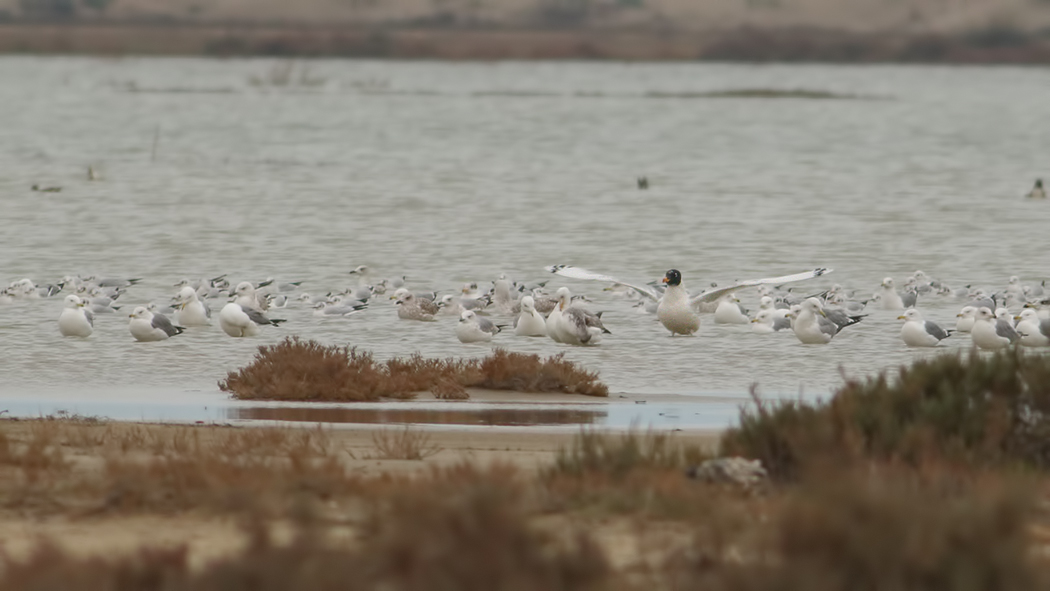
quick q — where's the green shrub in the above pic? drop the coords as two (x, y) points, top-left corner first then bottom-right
(721, 348), (1050, 479)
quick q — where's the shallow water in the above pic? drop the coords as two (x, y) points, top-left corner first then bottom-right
(1, 58), (1048, 427)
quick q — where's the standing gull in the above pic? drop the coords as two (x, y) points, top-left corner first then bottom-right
(971, 307), (1019, 350)
(129, 307), (184, 342)
(955, 306), (977, 333)
(1015, 309), (1050, 347)
(789, 298), (859, 345)
(514, 296), (548, 337)
(547, 265), (829, 337)
(898, 309), (952, 347)
(174, 286), (211, 327)
(877, 278), (906, 310)
(456, 310), (500, 343)
(554, 288), (610, 346)
(394, 290), (439, 321)
(751, 309), (791, 334)
(219, 302), (286, 338)
(58, 295), (93, 338)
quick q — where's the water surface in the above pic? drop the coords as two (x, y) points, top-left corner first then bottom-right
(1, 58), (1047, 426)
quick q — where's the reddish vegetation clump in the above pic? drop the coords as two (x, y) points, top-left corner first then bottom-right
(218, 338), (608, 402)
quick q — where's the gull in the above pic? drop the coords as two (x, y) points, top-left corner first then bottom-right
(92, 277), (142, 289)
(456, 310), (500, 343)
(789, 298), (859, 344)
(492, 279), (517, 315)
(256, 278), (304, 293)
(348, 265), (371, 278)
(547, 265), (829, 337)
(394, 290), (438, 321)
(312, 298), (367, 317)
(995, 307), (1015, 328)
(174, 286), (211, 326)
(898, 309), (952, 347)
(751, 309), (791, 333)
(876, 278), (909, 310)
(219, 302), (285, 337)
(146, 302), (176, 316)
(548, 287), (610, 345)
(232, 281), (268, 312)
(713, 294), (749, 325)
(58, 295), (93, 338)
(955, 306), (977, 332)
(128, 307), (184, 342)
(459, 282), (483, 300)
(1026, 179), (1046, 199)
(971, 307), (1019, 350)
(514, 296), (548, 337)
(1015, 309), (1050, 347)
(296, 293), (329, 306)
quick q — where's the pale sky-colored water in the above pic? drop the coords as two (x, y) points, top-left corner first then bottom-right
(0, 58), (1047, 424)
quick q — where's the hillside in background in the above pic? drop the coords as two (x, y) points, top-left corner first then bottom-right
(2, 0), (1050, 60)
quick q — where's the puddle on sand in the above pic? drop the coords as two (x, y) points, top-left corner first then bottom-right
(0, 387), (740, 431)
(226, 406), (606, 427)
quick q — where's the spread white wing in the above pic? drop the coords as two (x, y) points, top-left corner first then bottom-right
(545, 265), (661, 301)
(689, 268), (833, 306)
(546, 265), (832, 307)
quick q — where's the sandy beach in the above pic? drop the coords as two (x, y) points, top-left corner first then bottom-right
(0, 415), (721, 571)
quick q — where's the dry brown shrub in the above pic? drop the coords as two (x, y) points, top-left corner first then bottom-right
(220, 339), (608, 401)
(0, 464), (611, 591)
(665, 466), (1045, 591)
(475, 349), (608, 397)
(219, 338), (388, 402)
(430, 376), (470, 400)
(371, 426), (442, 460)
(541, 430), (718, 519)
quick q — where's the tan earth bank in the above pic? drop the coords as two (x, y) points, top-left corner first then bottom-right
(0, 412), (721, 574)
(2, 0), (1050, 60)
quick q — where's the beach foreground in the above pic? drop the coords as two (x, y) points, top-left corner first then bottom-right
(0, 418), (721, 574)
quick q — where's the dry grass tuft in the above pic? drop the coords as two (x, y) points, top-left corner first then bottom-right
(542, 430), (719, 519)
(371, 425), (443, 460)
(220, 338), (608, 401)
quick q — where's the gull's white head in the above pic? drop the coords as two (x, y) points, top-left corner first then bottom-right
(177, 286), (197, 303)
(521, 295), (535, 313)
(759, 296), (774, 310)
(802, 298), (825, 316)
(1017, 309), (1038, 323)
(555, 287), (572, 309)
(976, 307), (995, 322)
(129, 306), (150, 319)
(459, 310), (476, 323)
(753, 309), (773, 324)
(64, 294), (83, 308)
(881, 277), (895, 289)
(391, 288), (409, 302)
(235, 282), (254, 296)
(1009, 276), (1021, 285)
(899, 309), (923, 322)
(957, 306), (976, 319)
(995, 308), (1011, 320)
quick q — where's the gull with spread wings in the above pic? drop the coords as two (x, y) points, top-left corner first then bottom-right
(546, 265), (831, 336)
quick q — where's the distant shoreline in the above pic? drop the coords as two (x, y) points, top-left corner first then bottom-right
(2, 22), (1050, 63)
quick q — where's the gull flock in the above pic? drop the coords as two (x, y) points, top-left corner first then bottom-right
(6, 266), (1050, 350)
